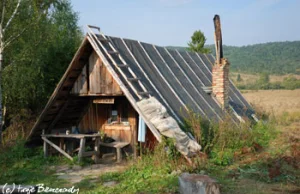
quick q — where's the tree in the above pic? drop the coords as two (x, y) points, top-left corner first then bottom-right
(0, 0), (31, 144)
(188, 30), (210, 53)
(0, 0), (81, 143)
(258, 73), (270, 84)
(255, 73), (270, 89)
(236, 74), (242, 82)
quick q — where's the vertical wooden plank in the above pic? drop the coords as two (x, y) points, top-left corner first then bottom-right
(100, 62), (106, 93)
(128, 100), (137, 158)
(71, 50), (122, 95)
(92, 104), (96, 131)
(116, 147), (122, 163)
(94, 137), (100, 163)
(96, 104), (99, 132)
(59, 138), (65, 150)
(71, 72), (80, 94)
(80, 66), (88, 94)
(71, 65), (88, 94)
(78, 138), (86, 163)
(99, 60), (103, 94)
(95, 58), (101, 93)
(112, 78), (122, 94)
(43, 139), (48, 158)
(83, 51), (123, 95)
(132, 124), (137, 158)
(98, 104), (108, 131)
(89, 51), (96, 94)
(105, 66), (113, 94)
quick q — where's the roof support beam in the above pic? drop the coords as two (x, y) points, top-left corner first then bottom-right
(46, 99), (70, 132)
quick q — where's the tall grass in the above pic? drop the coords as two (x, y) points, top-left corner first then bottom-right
(183, 109), (277, 166)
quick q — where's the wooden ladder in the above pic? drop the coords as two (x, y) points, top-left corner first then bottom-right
(87, 25), (150, 100)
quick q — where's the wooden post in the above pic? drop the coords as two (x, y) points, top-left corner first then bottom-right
(133, 124), (137, 159)
(59, 138), (65, 151)
(78, 137), (86, 163)
(42, 130), (48, 158)
(43, 139), (48, 158)
(116, 147), (121, 163)
(94, 137), (100, 163)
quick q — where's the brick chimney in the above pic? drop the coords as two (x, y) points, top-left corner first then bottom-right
(212, 58), (230, 109)
(212, 15), (230, 109)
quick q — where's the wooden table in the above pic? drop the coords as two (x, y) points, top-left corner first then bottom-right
(42, 134), (101, 163)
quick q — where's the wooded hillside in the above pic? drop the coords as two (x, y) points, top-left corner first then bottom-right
(168, 41), (300, 75)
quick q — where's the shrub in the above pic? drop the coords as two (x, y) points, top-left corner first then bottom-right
(183, 109), (217, 153)
(236, 74), (242, 82)
(184, 110), (277, 166)
(281, 76), (300, 90)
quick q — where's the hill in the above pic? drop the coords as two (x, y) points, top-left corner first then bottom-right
(167, 41), (300, 75)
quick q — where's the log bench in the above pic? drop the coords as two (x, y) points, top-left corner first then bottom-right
(99, 141), (130, 162)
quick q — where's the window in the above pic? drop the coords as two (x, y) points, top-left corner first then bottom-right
(107, 99), (129, 124)
(111, 110), (118, 122)
(108, 104), (118, 124)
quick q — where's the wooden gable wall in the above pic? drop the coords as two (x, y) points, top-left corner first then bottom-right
(71, 51), (123, 95)
(78, 96), (138, 152)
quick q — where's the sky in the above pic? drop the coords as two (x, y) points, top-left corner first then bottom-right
(71, 0), (300, 47)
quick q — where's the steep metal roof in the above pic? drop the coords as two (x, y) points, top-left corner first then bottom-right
(28, 32), (255, 141)
(101, 35), (254, 122)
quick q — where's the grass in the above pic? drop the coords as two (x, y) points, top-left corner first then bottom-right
(0, 140), (71, 186)
(75, 140), (180, 194)
(1, 99), (299, 193)
(81, 111), (293, 194)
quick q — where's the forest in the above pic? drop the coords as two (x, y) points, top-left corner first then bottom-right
(0, 0), (82, 131)
(169, 41), (300, 75)
(220, 42), (300, 75)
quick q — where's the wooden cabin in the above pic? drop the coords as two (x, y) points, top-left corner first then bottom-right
(28, 25), (255, 161)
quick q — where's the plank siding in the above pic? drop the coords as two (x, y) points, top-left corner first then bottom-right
(71, 66), (88, 94)
(72, 50), (123, 95)
(89, 51), (101, 94)
(78, 97), (137, 152)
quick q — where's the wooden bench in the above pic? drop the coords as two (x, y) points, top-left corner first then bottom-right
(99, 141), (130, 162)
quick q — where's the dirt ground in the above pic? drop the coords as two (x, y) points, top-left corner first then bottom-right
(55, 162), (129, 185)
(242, 89), (300, 115)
